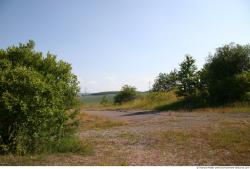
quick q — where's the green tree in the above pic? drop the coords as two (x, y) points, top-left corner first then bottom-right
(177, 55), (198, 96)
(114, 85), (137, 104)
(0, 41), (80, 154)
(152, 69), (178, 92)
(204, 43), (250, 103)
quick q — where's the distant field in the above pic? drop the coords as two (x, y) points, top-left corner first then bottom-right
(80, 91), (147, 105)
(80, 94), (116, 104)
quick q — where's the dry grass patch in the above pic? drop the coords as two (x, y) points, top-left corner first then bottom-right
(118, 132), (141, 145)
(205, 121), (250, 164)
(147, 124), (250, 165)
(148, 130), (193, 149)
(78, 112), (125, 131)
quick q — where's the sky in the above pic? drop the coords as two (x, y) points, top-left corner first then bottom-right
(1, 0), (250, 93)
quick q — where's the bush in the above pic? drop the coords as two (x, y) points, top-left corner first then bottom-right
(0, 41), (80, 154)
(204, 43), (250, 103)
(114, 85), (137, 104)
(100, 95), (109, 105)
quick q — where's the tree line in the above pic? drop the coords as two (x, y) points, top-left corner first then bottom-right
(152, 43), (250, 105)
(112, 43), (250, 106)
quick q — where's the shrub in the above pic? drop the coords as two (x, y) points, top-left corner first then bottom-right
(114, 85), (137, 104)
(0, 41), (80, 154)
(100, 95), (109, 105)
(204, 43), (250, 103)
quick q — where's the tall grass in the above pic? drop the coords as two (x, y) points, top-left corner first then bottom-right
(49, 136), (93, 155)
(115, 91), (178, 110)
(81, 90), (250, 113)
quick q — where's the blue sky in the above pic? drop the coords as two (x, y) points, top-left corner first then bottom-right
(1, 0), (250, 92)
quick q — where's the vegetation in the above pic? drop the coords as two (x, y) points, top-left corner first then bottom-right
(204, 43), (250, 103)
(0, 41), (80, 155)
(77, 112), (124, 131)
(176, 55), (199, 97)
(112, 91), (178, 110)
(152, 70), (178, 92)
(81, 90), (177, 111)
(2, 112), (250, 165)
(100, 95), (110, 105)
(1, 40), (250, 165)
(114, 85), (137, 104)
(82, 43), (250, 112)
(81, 94), (115, 105)
(90, 91), (119, 96)
(151, 43), (250, 110)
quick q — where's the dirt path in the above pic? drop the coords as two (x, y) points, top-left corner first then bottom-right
(84, 110), (250, 130)
(85, 110), (170, 121)
(85, 109), (250, 122)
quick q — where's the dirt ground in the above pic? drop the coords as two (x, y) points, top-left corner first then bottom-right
(1, 110), (250, 165)
(76, 110), (250, 165)
(81, 110), (250, 136)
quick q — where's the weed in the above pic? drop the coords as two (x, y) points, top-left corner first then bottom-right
(78, 112), (124, 131)
(52, 136), (94, 155)
(119, 132), (140, 145)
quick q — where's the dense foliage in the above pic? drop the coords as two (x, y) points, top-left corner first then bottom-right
(152, 70), (178, 92)
(204, 43), (250, 103)
(0, 41), (80, 154)
(176, 55), (198, 97)
(152, 43), (250, 106)
(114, 85), (137, 104)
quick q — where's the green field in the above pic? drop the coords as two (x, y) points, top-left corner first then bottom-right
(80, 91), (147, 104)
(80, 94), (116, 104)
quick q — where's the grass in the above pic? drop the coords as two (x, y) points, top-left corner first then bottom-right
(1, 98), (250, 165)
(113, 91), (178, 110)
(0, 136), (94, 165)
(51, 136), (94, 155)
(147, 123), (250, 164)
(160, 131), (191, 144)
(81, 91), (178, 111)
(82, 90), (250, 113)
(77, 112), (125, 131)
(207, 122), (250, 163)
(155, 95), (250, 113)
(80, 94), (115, 104)
(119, 132), (141, 145)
